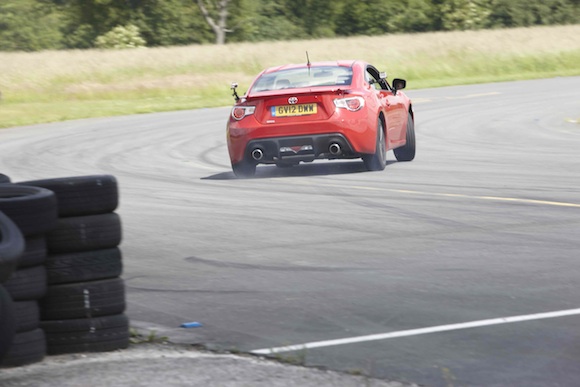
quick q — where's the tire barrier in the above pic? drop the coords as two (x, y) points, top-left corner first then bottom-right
(47, 213), (122, 254)
(17, 236), (47, 269)
(0, 211), (25, 283)
(46, 248), (122, 285)
(0, 185), (50, 367)
(0, 328), (46, 367)
(0, 174), (10, 184)
(13, 300), (40, 333)
(41, 313), (129, 355)
(4, 265), (47, 301)
(41, 278), (126, 320)
(0, 185), (58, 237)
(0, 285), (16, 363)
(18, 175), (118, 217)
(0, 174), (128, 366)
(29, 175), (128, 355)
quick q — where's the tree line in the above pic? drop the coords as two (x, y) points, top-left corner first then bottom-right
(1, 0), (579, 51)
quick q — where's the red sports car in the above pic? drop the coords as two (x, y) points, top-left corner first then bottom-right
(226, 60), (415, 177)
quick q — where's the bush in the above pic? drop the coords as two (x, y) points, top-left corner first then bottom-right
(0, 1), (63, 51)
(94, 25), (146, 49)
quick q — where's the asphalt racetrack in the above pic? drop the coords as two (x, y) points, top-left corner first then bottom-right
(1, 77), (579, 386)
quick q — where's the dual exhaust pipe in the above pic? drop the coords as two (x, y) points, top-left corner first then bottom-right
(251, 142), (342, 161)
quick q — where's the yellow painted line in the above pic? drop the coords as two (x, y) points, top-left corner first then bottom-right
(410, 98), (432, 104)
(445, 91), (501, 100)
(297, 181), (580, 208)
(412, 92), (501, 104)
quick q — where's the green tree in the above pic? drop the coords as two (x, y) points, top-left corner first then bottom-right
(440, 0), (492, 30)
(0, 0), (63, 51)
(388, 0), (437, 33)
(488, 0), (580, 27)
(3, 0), (579, 51)
(53, 0), (212, 48)
(228, 0), (307, 42)
(55, 0), (134, 48)
(335, 0), (392, 36)
(283, 0), (342, 38)
(334, 0), (435, 36)
(133, 0), (212, 46)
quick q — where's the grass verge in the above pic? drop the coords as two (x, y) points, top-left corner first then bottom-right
(0, 25), (579, 128)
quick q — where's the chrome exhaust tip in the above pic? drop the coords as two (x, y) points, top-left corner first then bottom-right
(329, 143), (342, 156)
(251, 148), (264, 161)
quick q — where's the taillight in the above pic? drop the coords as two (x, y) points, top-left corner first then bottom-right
(334, 97), (365, 112)
(231, 106), (255, 120)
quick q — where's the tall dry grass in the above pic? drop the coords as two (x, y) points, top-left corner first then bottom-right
(1, 25), (579, 127)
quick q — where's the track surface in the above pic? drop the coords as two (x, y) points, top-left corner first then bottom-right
(1, 77), (579, 386)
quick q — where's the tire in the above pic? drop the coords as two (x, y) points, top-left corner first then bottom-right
(46, 248), (123, 285)
(0, 174), (10, 184)
(17, 175), (118, 217)
(17, 235), (47, 268)
(47, 213), (122, 254)
(13, 300), (39, 333)
(41, 278), (125, 320)
(0, 285), (16, 362)
(363, 118), (387, 171)
(4, 265), (47, 301)
(232, 159), (256, 178)
(394, 112), (416, 162)
(0, 328), (45, 367)
(0, 185), (58, 236)
(42, 314), (129, 355)
(0, 211), (25, 283)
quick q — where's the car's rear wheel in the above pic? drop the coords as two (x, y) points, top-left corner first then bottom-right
(363, 118), (386, 171)
(231, 159), (256, 178)
(394, 112), (416, 162)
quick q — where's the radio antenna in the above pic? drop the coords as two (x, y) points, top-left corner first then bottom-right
(306, 51), (311, 76)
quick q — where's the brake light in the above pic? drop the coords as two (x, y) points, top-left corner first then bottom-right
(334, 97), (365, 112)
(231, 106), (255, 120)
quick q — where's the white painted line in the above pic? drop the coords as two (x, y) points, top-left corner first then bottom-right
(252, 308), (580, 355)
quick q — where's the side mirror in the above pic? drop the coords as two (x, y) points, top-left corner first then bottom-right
(392, 78), (406, 92)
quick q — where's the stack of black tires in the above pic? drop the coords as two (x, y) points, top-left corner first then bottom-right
(0, 208), (22, 365)
(0, 180), (58, 366)
(0, 175), (128, 367)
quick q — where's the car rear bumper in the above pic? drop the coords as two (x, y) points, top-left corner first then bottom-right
(227, 115), (376, 164)
(243, 133), (359, 165)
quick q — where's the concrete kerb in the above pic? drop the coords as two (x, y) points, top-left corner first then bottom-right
(0, 322), (418, 387)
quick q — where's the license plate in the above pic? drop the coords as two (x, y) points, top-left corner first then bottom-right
(271, 103), (317, 117)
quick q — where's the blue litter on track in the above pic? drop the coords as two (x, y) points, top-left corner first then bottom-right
(181, 322), (203, 328)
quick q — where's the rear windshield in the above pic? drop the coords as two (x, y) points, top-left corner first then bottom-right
(250, 66), (353, 93)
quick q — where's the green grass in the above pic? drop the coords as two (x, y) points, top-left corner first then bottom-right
(1, 25), (579, 128)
